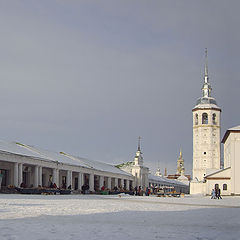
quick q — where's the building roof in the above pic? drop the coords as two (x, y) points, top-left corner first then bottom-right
(0, 140), (131, 176)
(204, 167), (231, 178)
(222, 125), (240, 143)
(148, 174), (188, 186)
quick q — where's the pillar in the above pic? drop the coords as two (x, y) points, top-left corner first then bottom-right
(14, 162), (18, 187)
(114, 178), (118, 188)
(78, 172), (83, 190)
(39, 166), (42, 187)
(18, 163), (23, 187)
(120, 179), (124, 189)
(126, 179), (130, 191)
(34, 165), (39, 188)
(89, 173), (94, 192)
(67, 170), (72, 189)
(99, 176), (104, 189)
(107, 177), (111, 190)
(53, 169), (59, 187)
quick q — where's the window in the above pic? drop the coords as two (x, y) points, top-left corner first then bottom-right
(204, 152), (206, 155)
(195, 114), (198, 125)
(215, 184), (219, 189)
(212, 113), (216, 125)
(223, 184), (227, 191)
(202, 113), (208, 124)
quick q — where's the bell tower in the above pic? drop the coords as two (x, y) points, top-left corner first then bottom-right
(192, 49), (221, 181)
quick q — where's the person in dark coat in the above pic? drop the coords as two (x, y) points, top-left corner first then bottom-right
(217, 188), (222, 199)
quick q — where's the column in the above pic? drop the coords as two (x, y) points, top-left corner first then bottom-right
(99, 176), (104, 189)
(78, 172), (83, 190)
(18, 163), (23, 187)
(89, 173), (94, 192)
(113, 178), (118, 188)
(39, 166), (42, 187)
(14, 162), (19, 187)
(126, 179), (130, 191)
(34, 165), (39, 188)
(67, 170), (72, 189)
(120, 179), (124, 189)
(107, 177), (111, 190)
(53, 169), (59, 187)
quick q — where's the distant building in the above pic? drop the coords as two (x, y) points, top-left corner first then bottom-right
(118, 137), (189, 193)
(166, 149), (190, 185)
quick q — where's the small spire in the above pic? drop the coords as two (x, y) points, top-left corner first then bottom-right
(204, 48), (208, 82)
(137, 136), (141, 151)
(164, 168), (167, 177)
(202, 48), (212, 98)
(179, 148), (182, 159)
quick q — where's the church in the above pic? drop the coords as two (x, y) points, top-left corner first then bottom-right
(190, 50), (240, 196)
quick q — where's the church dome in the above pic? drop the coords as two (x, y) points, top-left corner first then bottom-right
(196, 97), (218, 106)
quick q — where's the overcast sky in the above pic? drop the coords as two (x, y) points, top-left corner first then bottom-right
(0, 1), (239, 175)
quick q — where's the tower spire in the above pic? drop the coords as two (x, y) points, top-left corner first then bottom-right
(204, 48), (209, 83)
(179, 148), (182, 159)
(137, 136), (141, 151)
(202, 48), (212, 98)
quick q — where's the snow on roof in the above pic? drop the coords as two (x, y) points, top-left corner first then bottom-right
(67, 155), (132, 176)
(0, 140), (131, 176)
(0, 140), (45, 159)
(205, 167), (231, 178)
(228, 125), (240, 131)
(148, 174), (187, 186)
(222, 125), (240, 143)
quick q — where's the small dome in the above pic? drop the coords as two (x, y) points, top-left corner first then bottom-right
(196, 97), (218, 106)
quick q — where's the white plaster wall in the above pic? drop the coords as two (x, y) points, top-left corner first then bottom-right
(227, 132), (240, 195)
(192, 108), (221, 181)
(206, 179), (231, 196)
(190, 181), (206, 194)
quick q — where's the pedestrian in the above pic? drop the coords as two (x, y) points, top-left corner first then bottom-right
(217, 188), (222, 199)
(145, 187), (149, 196)
(134, 186), (138, 196)
(215, 187), (219, 199)
(211, 188), (215, 199)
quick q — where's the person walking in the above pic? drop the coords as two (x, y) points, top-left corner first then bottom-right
(217, 188), (222, 199)
(211, 188), (216, 199)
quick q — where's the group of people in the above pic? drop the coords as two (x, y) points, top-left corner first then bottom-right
(134, 186), (151, 196)
(211, 187), (222, 199)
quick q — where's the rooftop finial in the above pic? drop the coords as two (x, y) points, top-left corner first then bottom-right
(179, 148), (182, 158)
(204, 48), (209, 83)
(138, 136), (141, 151)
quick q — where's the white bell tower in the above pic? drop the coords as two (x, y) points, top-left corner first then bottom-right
(192, 49), (221, 181)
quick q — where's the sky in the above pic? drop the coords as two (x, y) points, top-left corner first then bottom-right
(0, 1), (239, 175)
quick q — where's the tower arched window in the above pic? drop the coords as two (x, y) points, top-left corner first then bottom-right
(202, 113), (208, 124)
(212, 113), (216, 125)
(223, 184), (227, 190)
(195, 114), (198, 125)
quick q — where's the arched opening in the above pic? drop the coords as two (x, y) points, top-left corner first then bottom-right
(212, 113), (216, 125)
(223, 184), (227, 191)
(215, 183), (219, 189)
(202, 113), (208, 124)
(195, 114), (198, 125)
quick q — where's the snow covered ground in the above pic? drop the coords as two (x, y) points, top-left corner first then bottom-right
(0, 194), (240, 240)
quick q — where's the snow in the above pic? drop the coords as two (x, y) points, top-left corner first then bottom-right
(0, 194), (240, 240)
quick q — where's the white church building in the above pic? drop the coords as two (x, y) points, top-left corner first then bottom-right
(190, 50), (240, 196)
